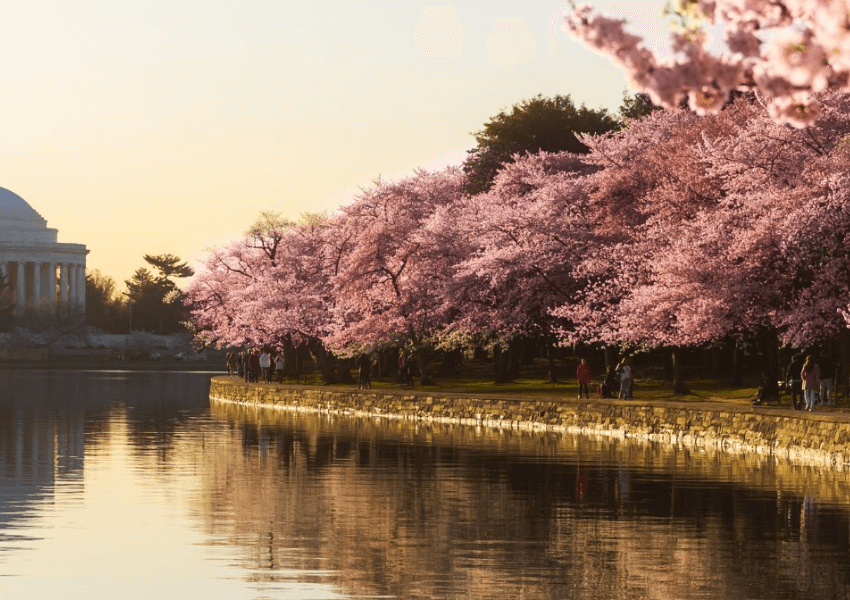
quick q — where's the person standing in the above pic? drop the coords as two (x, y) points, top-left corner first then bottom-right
(275, 353), (285, 383)
(249, 351), (261, 383)
(801, 355), (820, 411)
(601, 365), (618, 398)
(259, 350), (271, 383)
(241, 351), (251, 382)
(358, 354), (372, 389)
(786, 354), (806, 410)
(576, 358), (592, 399)
(818, 353), (836, 407)
(618, 359), (632, 400)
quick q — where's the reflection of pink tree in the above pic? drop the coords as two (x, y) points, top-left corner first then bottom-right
(325, 168), (465, 384)
(564, 1), (850, 127)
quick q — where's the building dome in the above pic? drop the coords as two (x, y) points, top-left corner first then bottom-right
(0, 188), (54, 244)
(0, 187), (87, 315)
(0, 187), (46, 224)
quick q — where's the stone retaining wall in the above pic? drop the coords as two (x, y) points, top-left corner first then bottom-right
(209, 377), (850, 470)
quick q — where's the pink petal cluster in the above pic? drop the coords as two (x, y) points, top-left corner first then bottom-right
(186, 92), (850, 370)
(564, 1), (850, 127)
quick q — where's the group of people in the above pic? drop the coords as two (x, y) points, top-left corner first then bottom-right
(775, 353), (838, 411)
(226, 349), (286, 384)
(576, 357), (634, 400)
(578, 352), (840, 409)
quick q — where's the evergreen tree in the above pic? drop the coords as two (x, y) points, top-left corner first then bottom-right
(125, 254), (194, 333)
(462, 94), (619, 194)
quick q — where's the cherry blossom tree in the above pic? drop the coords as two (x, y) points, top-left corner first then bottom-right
(324, 168), (466, 384)
(185, 213), (357, 382)
(186, 88), (850, 391)
(564, 0), (850, 127)
(441, 151), (599, 382)
(557, 91), (850, 391)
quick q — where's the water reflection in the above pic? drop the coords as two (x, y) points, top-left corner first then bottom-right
(208, 401), (850, 600)
(1, 371), (850, 599)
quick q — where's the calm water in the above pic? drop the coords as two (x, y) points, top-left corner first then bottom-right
(2, 371), (850, 599)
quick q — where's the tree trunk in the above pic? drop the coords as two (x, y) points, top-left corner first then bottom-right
(545, 337), (558, 383)
(764, 329), (780, 379)
(839, 331), (850, 399)
(604, 345), (616, 371)
(283, 340), (298, 377)
(711, 345), (720, 379)
(439, 349), (461, 376)
(732, 339), (743, 387)
(493, 344), (510, 383)
(671, 348), (690, 395)
(307, 337), (342, 384)
(415, 348), (433, 386)
(506, 339), (520, 380)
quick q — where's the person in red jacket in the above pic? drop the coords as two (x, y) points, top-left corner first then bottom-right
(576, 358), (593, 399)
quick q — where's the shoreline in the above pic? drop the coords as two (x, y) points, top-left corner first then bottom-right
(209, 376), (850, 472)
(0, 360), (225, 372)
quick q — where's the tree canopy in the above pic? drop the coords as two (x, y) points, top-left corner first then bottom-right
(125, 254), (194, 333)
(86, 270), (128, 333)
(564, 0), (850, 128)
(187, 90), (850, 389)
(462, 94), (619, 194)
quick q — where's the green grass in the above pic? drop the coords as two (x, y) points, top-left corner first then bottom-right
(291, 358), (771, 406)
(271, 356), (848, 407)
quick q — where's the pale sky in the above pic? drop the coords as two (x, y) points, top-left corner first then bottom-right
(0, 1), (673, 291)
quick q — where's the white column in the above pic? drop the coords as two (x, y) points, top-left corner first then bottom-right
(67, 264), (74, 308)
(46, 262), (55, 309)
(59, 263), (68, 307)
(71, 264), (78, 308)
(16, 262), (25, 315)
(78, 264), (86, 310)
(69, 263), (77, 308)
(32, 262), (41, 312)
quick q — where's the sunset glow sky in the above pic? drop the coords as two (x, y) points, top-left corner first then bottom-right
(0, 1), (672, 289)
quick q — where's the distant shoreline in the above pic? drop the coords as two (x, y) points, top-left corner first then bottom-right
(0, 359), (225, 372)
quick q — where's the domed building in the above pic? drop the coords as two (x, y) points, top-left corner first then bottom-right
(0, 187), (88, 315)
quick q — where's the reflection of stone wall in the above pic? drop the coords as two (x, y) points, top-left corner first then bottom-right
(206, 397), (850, 600)
(212, 400), (850, 509)
(210, 378), (850, 471)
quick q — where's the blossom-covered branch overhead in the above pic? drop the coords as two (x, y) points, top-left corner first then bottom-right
(564, 0), (850, 127)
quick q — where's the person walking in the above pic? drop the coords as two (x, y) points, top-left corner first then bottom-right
(249, 351), (261, 383)
(228, 351), (239, 377)
(818, 352), (836, 407)
(259, 350), (271, 383)
(801, 355), (820, 411)
(786, 354), (806, 410)
(576, 358), (592, 399)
